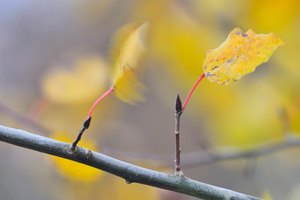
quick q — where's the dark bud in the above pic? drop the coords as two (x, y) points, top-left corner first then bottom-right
(83, 116), (92, 129)
(175, 94), (182, 113)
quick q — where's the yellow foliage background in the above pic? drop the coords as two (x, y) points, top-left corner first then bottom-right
(0, 0), (299, 200)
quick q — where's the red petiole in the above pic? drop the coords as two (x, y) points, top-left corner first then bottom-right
(72, 72), (205, 150)
(182, 73), (206, 111)
(71, 86), (114, 150)
(87, 87), (114, 118)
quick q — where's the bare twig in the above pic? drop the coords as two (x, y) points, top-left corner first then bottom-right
(182, 134), (300, 167)
(0, 103), (50, 134)
(101, 134), (300, 168)
(71, 116), (91, 151)
(72, 87), (114, 150)
(0, 124), (261, 200)
(174, 95), (183, 176)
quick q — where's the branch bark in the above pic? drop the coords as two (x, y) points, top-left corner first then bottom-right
(0, 124), (261, 200)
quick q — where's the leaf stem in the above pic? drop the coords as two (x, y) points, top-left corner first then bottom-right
(182, 73), (206, 111)
(87, 87), (114, 117)
(72, 87), (114, 150)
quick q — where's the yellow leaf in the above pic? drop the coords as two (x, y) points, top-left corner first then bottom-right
(284, 95), (300, 133)
(42, 56), (108, 104)
(209, 81), (283, 148)
(146, 1), (215, 82)
(110, 22), (149, 103)
(246, 0), (300, 33)
(49, 132), (103, 183)
(113, 69), (145, 104)
(263, 191), (273, 200)
(113, 177), (159, 200)
(203, 28), (284, 85)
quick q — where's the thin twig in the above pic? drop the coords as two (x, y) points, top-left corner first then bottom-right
(72, 87), (114, 149)
(101, 134), (300, 168)
(0, 103), (50, 134)
(0, 124), (261, 200)
(71, 116), (91, 151)
(27, 97), (50, 121)
(182, 134), (300, 167)
(175, 95), (183, 176)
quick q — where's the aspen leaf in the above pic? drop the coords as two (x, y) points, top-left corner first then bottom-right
(72, 22), (149, 148)
(49, 132), (103, 182)
(42, 56), (107, 104)
(113, 69), (145, 103)
(110, 22), (149, 103)
(203, 28), (284, 85)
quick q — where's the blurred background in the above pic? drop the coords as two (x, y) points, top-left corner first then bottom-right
(0, 0), (299, 199)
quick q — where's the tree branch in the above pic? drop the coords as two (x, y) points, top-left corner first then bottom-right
(0, 124), (261, 200)
(182, 134), (300, 167)
(101, 134), (300, 169)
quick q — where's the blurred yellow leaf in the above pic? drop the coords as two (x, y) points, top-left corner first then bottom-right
(49, 132), (103, 183)
(263, 191), (273, 200)
(42, 56), (108, 104)
(284, 95), (300, 133)
(113, 69), (145, 104)
(246, 0), (300, 33)
(113, 177), (159, 200)
(210, 81), (284, 148)
(203, 28), (284, 85)
(288, 183), (300, 200)
(147, 1), (214, 81)
(111, 22), (149, 103)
